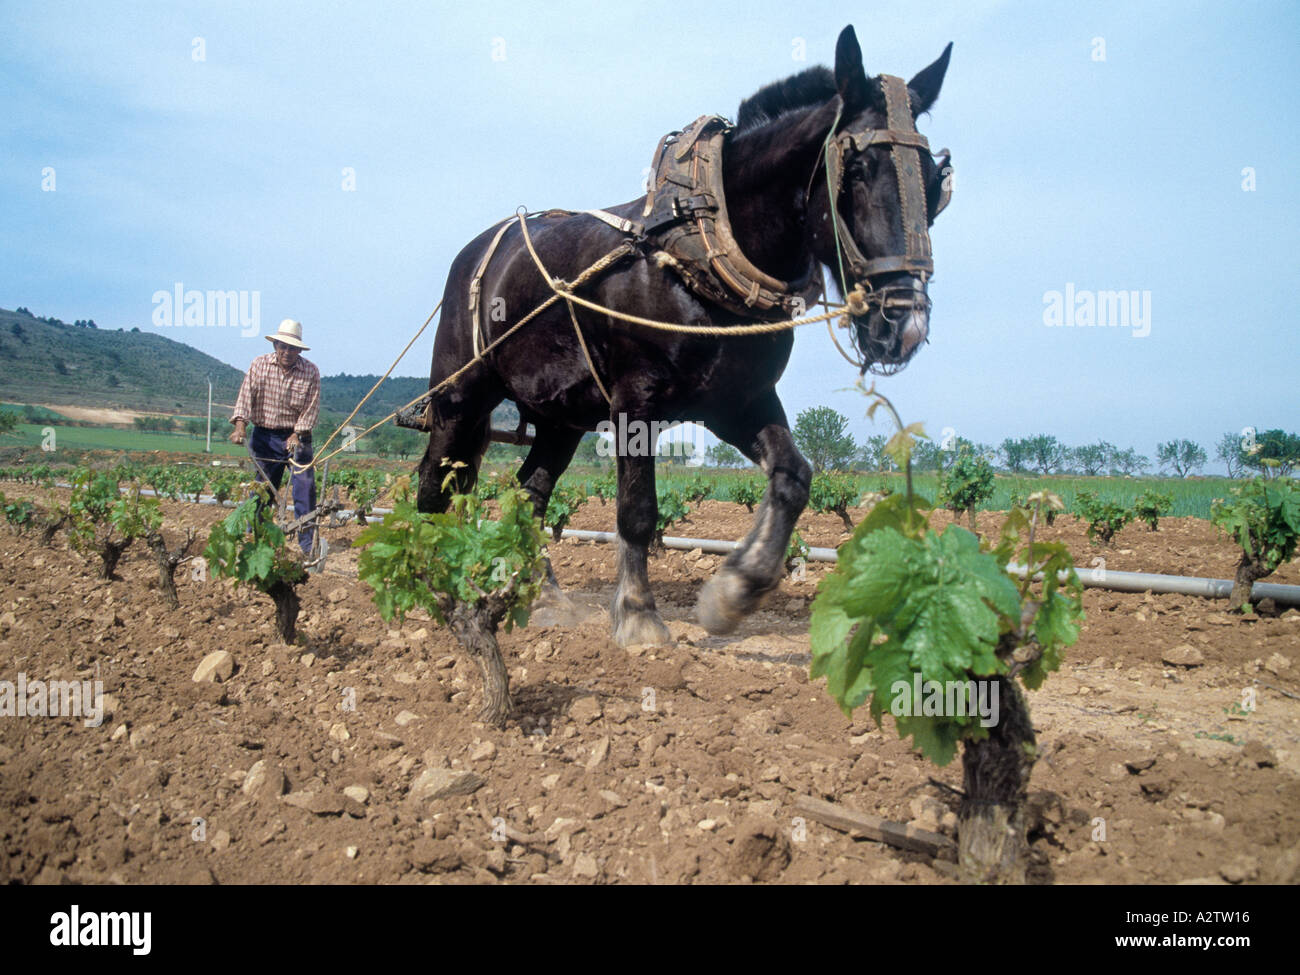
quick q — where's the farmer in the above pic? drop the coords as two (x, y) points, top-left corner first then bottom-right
(229, 318), (321, 556)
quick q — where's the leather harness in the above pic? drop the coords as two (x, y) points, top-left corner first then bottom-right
(639, 115), (819, 320)
(454, 75), (952, 407)
(468, 75), (950, 335)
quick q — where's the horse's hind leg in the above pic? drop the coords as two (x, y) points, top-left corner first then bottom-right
(696, 395), (811, 634)
(611, 450), (672, 647)
(516, 424), (583, 525)
(515, 424), (583, 596)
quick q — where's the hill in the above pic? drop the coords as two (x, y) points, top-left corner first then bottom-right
(0, 307), (522, 428)
(0, 307), (246, 414)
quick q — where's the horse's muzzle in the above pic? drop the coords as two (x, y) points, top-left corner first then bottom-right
(851, 282), (931, 373)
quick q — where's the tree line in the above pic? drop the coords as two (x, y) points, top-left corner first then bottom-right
(786, 406), (1298, 478)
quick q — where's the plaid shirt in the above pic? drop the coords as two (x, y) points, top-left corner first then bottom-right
(232, 352), (320, 434)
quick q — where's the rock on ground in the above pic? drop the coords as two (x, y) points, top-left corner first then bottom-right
(192, 650), (236, 683)
(408, 768), (485, 802)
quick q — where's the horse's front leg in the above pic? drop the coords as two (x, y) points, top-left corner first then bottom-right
(697, 406), (811, 634)
(610, 449), (671, 647)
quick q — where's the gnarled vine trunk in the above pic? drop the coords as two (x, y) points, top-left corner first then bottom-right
(39, 512), (67, 547)
(958, 676), (1036, 884)
(97, 535), (132, 580)
(1229, 554), (1265, 612)
(266, 580), (301, 643)
(148, 528), (196, 610)
(439, 593), (513, 729)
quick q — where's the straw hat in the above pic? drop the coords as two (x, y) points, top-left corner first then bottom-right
(267, 318), (310, 351)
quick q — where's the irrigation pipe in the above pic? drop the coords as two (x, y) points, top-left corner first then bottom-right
(551, 528), (1300, 607)
(36, 486), (1300, 607)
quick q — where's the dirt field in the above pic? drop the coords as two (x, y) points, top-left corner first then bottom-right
(31, 404), (153, 426)
(1, 488), (1297, 885)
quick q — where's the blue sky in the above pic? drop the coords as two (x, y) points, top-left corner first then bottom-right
(2, 1), (1296, 471)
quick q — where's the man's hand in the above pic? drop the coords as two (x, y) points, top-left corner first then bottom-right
(286, 432), (301, 455)
(229, 421), (246, 445)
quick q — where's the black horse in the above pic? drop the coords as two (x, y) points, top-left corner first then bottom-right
(414, 25), (951, 647)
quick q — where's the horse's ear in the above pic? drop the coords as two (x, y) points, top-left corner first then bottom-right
(834, 25), (870, 114)
(908, 43), (952, 116)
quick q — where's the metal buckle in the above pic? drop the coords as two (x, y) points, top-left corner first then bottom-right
(671, 193), (714, 218)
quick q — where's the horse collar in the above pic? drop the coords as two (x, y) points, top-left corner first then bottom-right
(641, 115), (818, 321)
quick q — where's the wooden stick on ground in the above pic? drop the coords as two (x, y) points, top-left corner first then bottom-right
(1253, 678), (1300, 701)
(794, 795), (957, 862)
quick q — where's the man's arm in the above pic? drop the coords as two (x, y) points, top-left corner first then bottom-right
(230, 364), (256, 444)
(294, 364), (320, 436)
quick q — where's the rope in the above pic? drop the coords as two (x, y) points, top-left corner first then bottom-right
(302, 234), (634, 471)
(291, 206), (853, 471)
(559, 288), (844, 334)
(516, 208), (847, 335)
(823, 101), (851, 297)
(565, 299), (613, 404)
(826, 317), (862, 367)
(510, 210), (612, 405)
(310, 299), (444, 465)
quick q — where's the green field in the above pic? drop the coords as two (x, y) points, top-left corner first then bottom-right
(554, 465), (1238, 520)
(0, 423), (1246, 521)
(903, 472), (1228, 519)
(8, 422), (249, 457)
(5, 422), (406, 461)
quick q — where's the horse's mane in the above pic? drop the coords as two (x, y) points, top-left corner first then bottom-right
(735, 66), (837, 131)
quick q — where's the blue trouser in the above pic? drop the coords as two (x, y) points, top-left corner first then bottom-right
(249, 426), (316, 554)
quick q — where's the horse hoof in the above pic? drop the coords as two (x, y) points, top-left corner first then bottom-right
(696, 568), (750, 635)
(612, 609), (671, 648)
(530, 583), (585, 627)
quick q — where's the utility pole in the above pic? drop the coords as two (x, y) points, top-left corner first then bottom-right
(206, 377), (212, 453)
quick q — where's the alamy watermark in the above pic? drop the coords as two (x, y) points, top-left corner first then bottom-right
(595, 414), (705, 465)
(890, 675), (999, 728)
(1042, 283), (1150, 337)
(151, 283), (260, 336)
(0, 673), (104, 727)
(50, 905), (150, 955)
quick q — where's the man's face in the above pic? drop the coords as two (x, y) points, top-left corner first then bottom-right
(273, 341), (300, 368)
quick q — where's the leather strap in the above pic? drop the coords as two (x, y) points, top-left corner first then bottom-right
(582, 209), (641, 235)
(841, 128), (932, 153)
(880, 75), (932, 275)
(469, 218), (515, 357)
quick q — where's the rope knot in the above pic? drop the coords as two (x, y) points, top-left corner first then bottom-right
(846, 286), (871, 318)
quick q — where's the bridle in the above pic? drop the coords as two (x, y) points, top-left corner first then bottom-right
(819, 74), (951, 374)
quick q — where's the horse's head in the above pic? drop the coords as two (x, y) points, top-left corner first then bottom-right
(809, 27), (952, 375)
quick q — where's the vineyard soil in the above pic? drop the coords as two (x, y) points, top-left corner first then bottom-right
(2, 488), (1298, 884)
